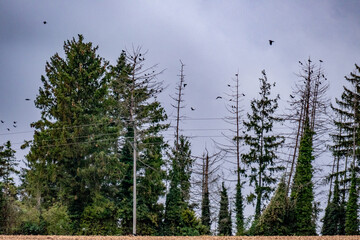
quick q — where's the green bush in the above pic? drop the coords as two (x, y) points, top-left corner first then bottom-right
(43, 203), (72, 235)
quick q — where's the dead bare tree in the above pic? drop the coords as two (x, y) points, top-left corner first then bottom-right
(283, 58), (330, 194)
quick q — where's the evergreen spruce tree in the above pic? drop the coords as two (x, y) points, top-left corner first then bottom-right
(217, 182), (232, 236)
(290, 119), (316, 235)
(164, 136), (199, 235)
(345, 167), (359, 235)
(242, 70), (284, 219)
(331, 64), (360, 235)
(256, 177), (290, 235)
(235, 183), (244, 235)
(201, 190), (211, 234)
(322, 178), (341, 235)
(322, 170), (342, 234)
(24, 35), (119, 234)
(0, 141), (19, 234)
(200, 153), (211, 234)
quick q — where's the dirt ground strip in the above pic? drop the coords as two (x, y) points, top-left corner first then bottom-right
(0, 236), (359, 240)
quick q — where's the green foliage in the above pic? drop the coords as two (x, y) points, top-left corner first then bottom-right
(16, 203), (46, 235)
(23, 34), (120, 234)
(256, 177), (291, 236)
(201, 191), (211, 234)
(164, 136), (195, 235)
(0, 141), (19, 234)
(235, 183), (244, 235)
(218, 182), (232, 236)
(331, 64), (360, 236)
(43, 203), (72, 235)
(322, 178), (341, 235)
(345, 168), (359, 235)
(80, 194), (120, 235)
(290, 120), (316, 235)
(242, 70), (284, 219)
(178, 208), (207, 236)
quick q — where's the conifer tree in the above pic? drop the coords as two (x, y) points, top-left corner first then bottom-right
(242, 70), (284, 219)
(201, 154), (211, 234)
(256, 177), (290, 235)
(164, 136), (196, 235)
(217, 182), (231, 236)
(322, 178), (341, 235)
(24, 35), (119, 234)
(345, 167), (359, 235)
(331, 64), (360, 235)
(0, 141), (19, 234)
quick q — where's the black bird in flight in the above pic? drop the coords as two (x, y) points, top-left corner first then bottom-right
(13, 121), (17, 124)
(242, 93), (245, 96)
(25, 98), (30, 101)
(319, 60), (323, 63)
(13, 125), (16, 128)
(216, 96), (222, 99)
(290, 94), (295, 98)
(7, 128), (10, 131)
(191, 107), (195, 111)
(235, 73), (238, 76)
(269, 40), (274, 45)
(1, 120), (4, 123)
(183, 83), (187, 87)
(299, 61), (303, 65)
(227, 84), (231, 87)
(43, 21), (47, 24)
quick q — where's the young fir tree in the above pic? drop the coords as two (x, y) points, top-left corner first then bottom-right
(242, 70), (284, 220)
(0, 141), (19, 234)
(110, 48), (168, 235)
(201, 154), (211, 234)
(322, 177), (341, 235)
(164, 136), (200, 235)
(217, 182), (232, 236)
(256, 177), (290, 235)
(290, 119), (316, 235)
(24, 35), (119, 234)
(345, 166), (359, 235)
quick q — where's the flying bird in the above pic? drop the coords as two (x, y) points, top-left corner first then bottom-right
(319, 60), (323, 63)
(227, 84), (231, 87)
(308, 59), (312, 63)
(290, 94), (295, 98)
(7, 128), (10, 131)
(242, 93), (245, 96)
(13, 125), (16, 128)
(183, 83), (187, 87)
(299, 61), (303, 65)
(216, 96), (222, 99)
(269, 40), (274, 45)
(1, 120), (3, 123)
(13, 121), (17, 124)
(43, 21), (47, 24)
(235, 73), (238, 76)
(191, 107), (195, 111)
(25, 98), (30, 101)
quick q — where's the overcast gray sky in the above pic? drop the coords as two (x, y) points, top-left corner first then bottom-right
(1, 0), (360, 227)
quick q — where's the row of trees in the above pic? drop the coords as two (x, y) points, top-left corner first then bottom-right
(0, 35), (359, 236)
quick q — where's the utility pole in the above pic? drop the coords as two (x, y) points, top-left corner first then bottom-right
(133, 125), (137, 235)
(130, 56), (137, 236)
